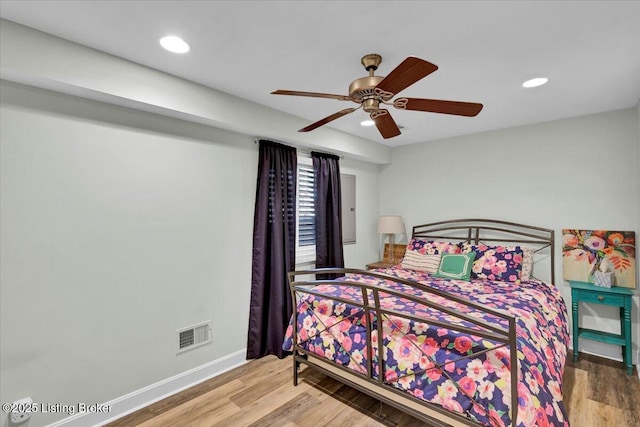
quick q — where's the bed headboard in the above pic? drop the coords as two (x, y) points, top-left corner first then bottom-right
(411, 219), (555, 284)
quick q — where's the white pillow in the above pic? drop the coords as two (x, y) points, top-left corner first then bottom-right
(401, 252), (442, 274)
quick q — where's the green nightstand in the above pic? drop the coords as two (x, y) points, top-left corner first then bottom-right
(569, 280), (634, 375)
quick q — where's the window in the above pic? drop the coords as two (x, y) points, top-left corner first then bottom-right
(296, 157), (316, 263)
(295, 157), (356, 263)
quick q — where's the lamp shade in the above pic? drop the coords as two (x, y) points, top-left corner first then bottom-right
(377, 215), (405, 234)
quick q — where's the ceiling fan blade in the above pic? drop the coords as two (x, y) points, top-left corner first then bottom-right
(298, 108), (357, 132)
(375, 57), (438, 96)
(372, 110), (401, 139)
(395, 98), (483, 116)
(272, 90), (352, 101)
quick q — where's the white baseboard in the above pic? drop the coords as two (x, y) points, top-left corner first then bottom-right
(575, 343), (622, 362)
(571, 341), (639, 365)
(577, 348), (622, 361)
(46, 349), (247, 427)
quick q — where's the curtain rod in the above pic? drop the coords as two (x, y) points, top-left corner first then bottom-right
(253, 137), (342, 159)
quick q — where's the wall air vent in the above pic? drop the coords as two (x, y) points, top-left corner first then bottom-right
(177, 321), (212, 353)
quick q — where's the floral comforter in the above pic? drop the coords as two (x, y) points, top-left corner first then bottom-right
(283, 267), (569, 427)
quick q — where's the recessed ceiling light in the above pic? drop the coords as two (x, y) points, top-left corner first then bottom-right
(360, 120), (375, 127)
(522, 77), (548, 88)
(160, 36), (190, 54)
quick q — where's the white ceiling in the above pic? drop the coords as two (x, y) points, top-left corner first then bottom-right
(1, 0), (639, 146)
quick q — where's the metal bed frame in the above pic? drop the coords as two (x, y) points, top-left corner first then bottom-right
(287, 219), (555, 427)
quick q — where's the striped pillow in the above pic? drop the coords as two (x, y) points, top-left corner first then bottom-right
(401, 252), (442, 274)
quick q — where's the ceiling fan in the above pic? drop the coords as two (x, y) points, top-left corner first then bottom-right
(272, 54), (483, 139)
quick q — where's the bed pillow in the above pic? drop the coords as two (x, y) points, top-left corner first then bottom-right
(405, 238), (461, 255)
(400, 252), (441, 273)
(460, 243), (524, 282)
(433, 253), (476, 281)
(520, 246), (534, 282)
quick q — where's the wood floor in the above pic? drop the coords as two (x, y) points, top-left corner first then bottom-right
(106, 352), (639, 427)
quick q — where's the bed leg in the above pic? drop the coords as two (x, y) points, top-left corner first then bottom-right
(293, 352), (308, 386)
(293, 357), (299, 386)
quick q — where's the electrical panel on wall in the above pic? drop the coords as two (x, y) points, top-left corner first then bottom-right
(341, 174), (356, 244)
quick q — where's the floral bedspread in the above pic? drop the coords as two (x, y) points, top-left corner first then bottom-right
(282, 267), (569, 427)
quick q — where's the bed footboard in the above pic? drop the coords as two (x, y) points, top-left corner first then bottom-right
(287, 268), (519, 427)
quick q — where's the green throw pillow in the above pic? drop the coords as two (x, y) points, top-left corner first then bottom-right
(434, 253), (476, 281)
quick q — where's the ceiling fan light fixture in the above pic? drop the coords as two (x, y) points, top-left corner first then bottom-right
(522, 77), (548, 88)
(360, 119), (375, 127)
(160, 36), (190, 53)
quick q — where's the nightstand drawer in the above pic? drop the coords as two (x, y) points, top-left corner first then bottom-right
(576, 290), (625, 307)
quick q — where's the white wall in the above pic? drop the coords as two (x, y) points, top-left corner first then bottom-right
(0, 81), (379, 426)
(380, 108), (640, 362)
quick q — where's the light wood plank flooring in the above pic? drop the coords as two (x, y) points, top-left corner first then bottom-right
(106, 351), (639, 427)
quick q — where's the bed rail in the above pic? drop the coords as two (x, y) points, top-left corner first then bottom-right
(287, 268), (519, 427)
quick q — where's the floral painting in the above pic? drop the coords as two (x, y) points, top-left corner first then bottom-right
(562, 229), (636, 288)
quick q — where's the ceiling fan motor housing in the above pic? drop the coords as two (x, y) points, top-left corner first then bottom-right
(349, 76), (392, 110)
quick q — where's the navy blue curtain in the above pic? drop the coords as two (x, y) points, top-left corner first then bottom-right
(247, 140), (296, 359)
(312, 151), (344, 277)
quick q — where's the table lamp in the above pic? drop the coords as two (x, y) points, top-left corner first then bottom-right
(377, 215), (405, 263)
